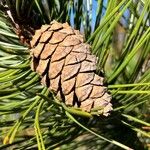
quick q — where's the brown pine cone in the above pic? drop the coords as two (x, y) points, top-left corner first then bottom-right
(30, 20), (112, 116)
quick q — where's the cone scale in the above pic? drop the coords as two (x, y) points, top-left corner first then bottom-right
(30, 20), (112, 116)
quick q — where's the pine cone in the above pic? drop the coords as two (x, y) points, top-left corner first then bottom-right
(30, 20), (112, 116)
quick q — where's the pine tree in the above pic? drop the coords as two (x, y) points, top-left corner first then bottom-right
(0, 0), (149, 149)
